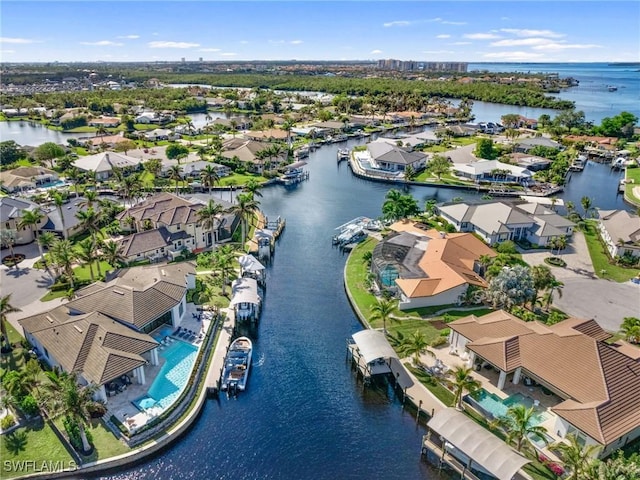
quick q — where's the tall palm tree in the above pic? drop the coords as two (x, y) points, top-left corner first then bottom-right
(401, 330), (434, 367)
(76, 238), (98, 282)
(0, 294), (21, 353)
(38, 231), (56, 273)
(445, 365), (481, 410)
(102, 240), (126, 268)
(552, 434), (601, 480)
(197, 200), (224, 247)
(50, 191), (68, 240)
(18, 208), (44, 261)
(543, 279), (564, 311)
(78, 190), (98, 210)
(50, 239), (77, 289)
(581, 196), (593, 219)
(200, 165), (220, 194)
(370, 297), (398, 334)
(212, 245), (237, 297)
(243, 178), (263, 199)
(502, 404), (549, 453)
(168, 165), (183, 196)
(76, 208), (103, 277)
(228, 193), (260, 247)
(42, 371), (100, 454)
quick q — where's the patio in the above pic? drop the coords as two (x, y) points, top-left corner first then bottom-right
(105, 302), (213, 433)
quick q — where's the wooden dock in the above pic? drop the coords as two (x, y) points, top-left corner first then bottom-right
(205, 308), (237, 395)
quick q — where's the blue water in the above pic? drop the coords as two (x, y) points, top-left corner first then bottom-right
(133, 340), (198, 413)
(151, 324), (176, 343)
(38, 179), (66, 189)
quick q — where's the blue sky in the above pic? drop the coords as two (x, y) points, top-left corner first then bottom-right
(1, 1), (638, 63)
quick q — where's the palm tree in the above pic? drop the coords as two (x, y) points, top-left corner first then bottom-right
(50, 239), (76, 289)
(18, 208), (44, 262)
(445, 365), (481, 410)
(0, 229), (18, 269)
(38, 231), (56, 272)
(200, 165), (220, 194)
(197, 200), (224, 247)
(228, 193), (260, 247)
(78, 190), (98, 210)
(502, 404), (549, 453)
(42, 371), (100, 454)
(76, 208), (103, 277)
(552, 434), (601, 480)
(101, 241), (126, 268)
(581, 196), (593, 219)
(401, 330), (435, 367)
(0, 294), (21, 353)
(619, 317), (640, 344)
(243, 178), (263, 199)
(76, 238), (98, 282)
(50, 191), (68, 239)
(168, 165), (183, 195)
(552, 235), (568, 256)
(543, 279), (564, 311)
(370, 297), (398, 334)
(212, 245), (237, 297)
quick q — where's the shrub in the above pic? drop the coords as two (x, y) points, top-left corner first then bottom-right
(1, 414), (16, 430)
(19, 395), (39, 416)
(63, 416), (93, 452)
(545, 256), (566, 267)
(430, 337), (448, 348)
(496, 240), (518, 254)
(87, 402), (107, 418)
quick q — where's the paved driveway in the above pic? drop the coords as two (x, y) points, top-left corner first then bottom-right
(520, 232), (640, 332)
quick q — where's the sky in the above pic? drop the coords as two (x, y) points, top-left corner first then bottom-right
(1, 1), (639, 63)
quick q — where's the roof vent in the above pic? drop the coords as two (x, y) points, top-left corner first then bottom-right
(161, 269), (166, 276)
(113, 288), (125, 295)
(73, 325), (83, 333)
(46, 315), (55, 323)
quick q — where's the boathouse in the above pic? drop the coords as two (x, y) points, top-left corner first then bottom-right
(348, 330), (398, 382)
(238, 254), (266, 287)
(230, 277), (261, 323)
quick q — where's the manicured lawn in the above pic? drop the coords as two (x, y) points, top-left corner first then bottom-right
(344, 237), (378, 321)
(73, 261), (114, 282)
(625, 167), (640, 205)
(133, 124), (157, 131)
(139, 170), (155, 189)
(387, 319), (443, 345)
(582, 221), (639, 282)
(52, 419), (130, 464)
(218, 174), (267, 187)
(0, 420), (75, 479)
(64, 126), (97, 133)
(40, 290), (69, 302)
(407, 365), (454, 407)
(0, 324), (28, 374)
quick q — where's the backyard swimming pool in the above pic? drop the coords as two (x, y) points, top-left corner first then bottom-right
(133, 340), (198, 414)
(467, 389), (548, 425)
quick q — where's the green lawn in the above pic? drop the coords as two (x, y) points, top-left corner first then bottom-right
(344, 237), (378, 321)
(582, 221), (639, 282)
(139, 170), (155, 189)
(0, 323), (28, 374)
(625, 167), (640, 205)
(218, 174), (267, 187)
(72, 261), (114, 282)
(0, 420), (75, 479)
(407, 364), (455, 406)
(40, 290), (69, 302)
(52, 419), (130, 464)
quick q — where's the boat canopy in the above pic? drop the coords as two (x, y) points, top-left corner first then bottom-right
(427, 408), (531, 480)
(238, 254), (266, 272)
(230, 277), (260, 306)
(286, 160), (307, 170)
(351, 330), (398, 364)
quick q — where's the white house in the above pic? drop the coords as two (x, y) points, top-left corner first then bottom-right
(452, 159), (533, 185)
(365, 141), (428, 173)
(597, 209), (640, 259)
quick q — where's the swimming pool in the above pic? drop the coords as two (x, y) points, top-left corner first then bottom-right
(133, 340), (198, 414)
(39, 179), (67, 189)
(467, 389), (547, 424)
(151, 324), (175, 342)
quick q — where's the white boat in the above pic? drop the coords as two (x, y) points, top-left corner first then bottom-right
(221, 336), (252, 392)
(337, 148), (350, 161)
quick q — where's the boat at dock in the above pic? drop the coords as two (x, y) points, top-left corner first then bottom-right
(294, 145), (310, 159)
(569, 155), (587, 172)
(337, 149), (350, 162)
(332, 216), (381, 246)
(221, 336), (253, 393)
(278, 160), (309, 185)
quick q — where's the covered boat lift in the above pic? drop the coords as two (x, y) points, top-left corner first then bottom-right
(230, 277), (261, 323)
(348, 330), (399, 382)
(422, 408), (531, 480)
(238, 254), (266, 286)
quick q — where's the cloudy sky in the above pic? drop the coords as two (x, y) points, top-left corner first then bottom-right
(1, 1), (638, 63)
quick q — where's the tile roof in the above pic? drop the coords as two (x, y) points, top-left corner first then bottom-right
(19, 309), (157, 385)
(367, 141), (427, 165)
(449, 311), (640, 445)
(116, 193), (203, 227)
(385, 222), (496, 298)
(598, 210), (640, 244)
(118, 226), (176, 257)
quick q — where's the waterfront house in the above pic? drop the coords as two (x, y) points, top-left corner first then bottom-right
(508, 153), (552, 171)
(0, 166), (59, 193)
(597, 209), (640, 259)
(0, 197), (47, 244)
(19, 262), (196, 402)
(116, 193), (238, 259)
(244, 128), (290, 142)
(371, 221), (495, 309)
(452, 159), (533, 185)
(514, 137), (561, 153)
(436, 200), (575, 246)
(181, 161), (231, 179)
(73, 152), (142, 181)
(448, 310), (640, 458)
(221, 138), (286, 174)
(365, 141), (428, 173)
(87, 116), (121, 128)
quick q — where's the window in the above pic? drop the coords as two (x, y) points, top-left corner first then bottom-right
(44, 348), (49, 358)
(178, 302), (184, 317)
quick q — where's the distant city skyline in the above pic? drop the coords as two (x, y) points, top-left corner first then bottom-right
(1, 1), (638, 63)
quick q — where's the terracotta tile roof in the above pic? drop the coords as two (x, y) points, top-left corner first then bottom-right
(385, 222), (496, 298)
(19, 310), (157, 385)
(449, 311), (640, 445)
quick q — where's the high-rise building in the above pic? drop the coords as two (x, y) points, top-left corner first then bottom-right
(376, 59), (467, 73)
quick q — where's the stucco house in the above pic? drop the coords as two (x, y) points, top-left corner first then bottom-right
(597, 209), (640, 259)
(436, 201), (575, 247)
(448, 310), (640, 458)
(0, 197), (47, 245)
(19, 262), (196, 402)
(221, 138), (286, 174)
(365, 141), (428, 173)
(73, 152), (142, 181)
(0, 166), (58, 193)
(452, 159), (534, 185)
(371, 221), (496, 309)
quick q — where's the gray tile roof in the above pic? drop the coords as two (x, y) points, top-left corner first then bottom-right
(19, 309), (158, 385)
(118, 226), (175, 257)
(598, 209), (640, 244)
(0, 197), (39, 222)
(367, 142), (427, 165)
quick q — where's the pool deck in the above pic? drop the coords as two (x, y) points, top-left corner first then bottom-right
(106, 301), (213, 433)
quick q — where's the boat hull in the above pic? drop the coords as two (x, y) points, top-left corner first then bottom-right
(221, 336), (253, 392)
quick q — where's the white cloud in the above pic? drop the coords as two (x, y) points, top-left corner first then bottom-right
(290, 40), (303, 45)
(464, 33), (502, 40)
(148, 41), (200, 49)
(80, 40), (124, 46)
(199, 48), (221, 52)
(0, 37), (39, 44)
(240, 40), (249, 44)
(436, 34), (451, 39)
(383, 20), (411, 27)
(441, 20), (467, 25)
(533, 43), (601, 51)
(483, 51), (546, 60)
(500, 28), (565, 38)
(370, 49), (383, 54)
(220, 52), (237, 56)
(449, 41), (472, 46)
(116, 35), (140, 39)
(424, 50), (455, 54)
(491, 38), (555, 47)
